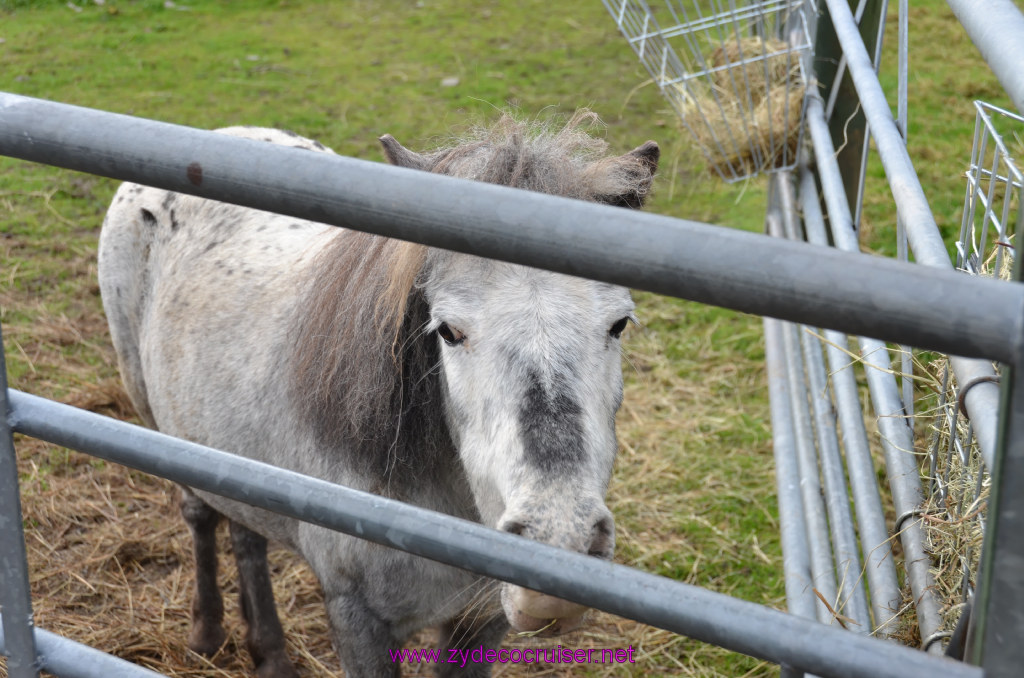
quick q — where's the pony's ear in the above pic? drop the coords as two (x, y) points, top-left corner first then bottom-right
(593, 140), (660, 209)
(379, 134), (433, 171)
(628, 140), (660, 176)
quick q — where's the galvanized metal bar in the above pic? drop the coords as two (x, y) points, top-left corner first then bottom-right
(776, 172), (871, 630)
(799, 0), (819, 75)
(973, 364), (1024, 675)
(0, 326), (40, 678)
(820, 0), (947, 266)
(896, 0), (908, 139)
(806, 97), (947, 647)
(895, 0), (913, 430)
(858, 338), (946, 651)
(765, 198), (815, 678)
(800, 164), (901, 636)
(763, 314), (816, 678)
(0, 616), (164, 678)
(5, 390), (979, 678)
(765, 196), (833, 628)
(764, 314), (815, 621)
(805, 94), (856, 245)
(766, 192), (811, 678)
(780, 318), (838, 625)
(800, 326), (873, 631)
(0, 93), (1022, 364)
(956, 371), (1001, 471)
(946, 0), (1024, 116)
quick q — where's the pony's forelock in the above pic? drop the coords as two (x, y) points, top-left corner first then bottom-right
(424, 109), (645, 203)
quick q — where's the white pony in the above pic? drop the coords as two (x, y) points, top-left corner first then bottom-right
(98, 112), (658, 677)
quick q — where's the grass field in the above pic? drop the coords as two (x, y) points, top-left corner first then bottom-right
(0, 0), (1016, 676)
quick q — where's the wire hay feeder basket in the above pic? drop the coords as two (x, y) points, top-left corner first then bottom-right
(604, 0), (813, 182)
(921, 99), (1023, 649)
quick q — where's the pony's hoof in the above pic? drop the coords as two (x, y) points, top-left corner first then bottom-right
(255, 653), (298, 678)
(188, 621), (227, 657)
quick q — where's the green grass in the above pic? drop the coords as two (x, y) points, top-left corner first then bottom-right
(0, 0), (1014, 676)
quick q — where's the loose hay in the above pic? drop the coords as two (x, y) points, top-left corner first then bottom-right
(11, 436), (342, 676)
(673, 37), (806, 179)
(918, 238), (1012, 650)
(918, 361), (991, 649)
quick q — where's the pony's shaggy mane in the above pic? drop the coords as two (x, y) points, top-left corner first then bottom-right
(290, 234), (445, 486)
(290, 110), (656, 479)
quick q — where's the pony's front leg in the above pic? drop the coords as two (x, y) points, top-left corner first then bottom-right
(323, 591), (402, 678)
(436, 613), (508, 678)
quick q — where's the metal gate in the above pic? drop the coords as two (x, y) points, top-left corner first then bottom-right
(3, 2), (1024, 676)
(603, 0), (1024, 673)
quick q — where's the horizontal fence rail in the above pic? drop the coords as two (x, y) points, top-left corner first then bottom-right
(0, 620), (165, 678)
(3, 389), (982, 678)
(1, 93), (1024, 365)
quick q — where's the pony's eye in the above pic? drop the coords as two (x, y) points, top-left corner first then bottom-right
(609, 317), (630, 339)
(437, 322), (466, 346)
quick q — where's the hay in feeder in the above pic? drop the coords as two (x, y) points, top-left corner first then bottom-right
(920, 360), (990, 642)
(710, 37), (798, 104)
(673, 36), (805, 178)
(920, 235), (1012, 648)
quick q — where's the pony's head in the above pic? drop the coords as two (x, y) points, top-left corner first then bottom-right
(381, 112), (658, 634)
(295, 111), (658, 635)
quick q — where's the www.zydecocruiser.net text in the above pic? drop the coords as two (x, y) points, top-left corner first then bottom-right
(389, 645), (638, 667)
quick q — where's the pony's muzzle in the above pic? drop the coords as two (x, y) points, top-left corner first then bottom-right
(501, 586), (588, 635)
(497, 509), (615, 635)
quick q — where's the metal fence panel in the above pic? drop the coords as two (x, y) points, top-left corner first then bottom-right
(4, 4), (1024, 663)
(2, 388), (983, 678)
(774, 0), (1024, 670)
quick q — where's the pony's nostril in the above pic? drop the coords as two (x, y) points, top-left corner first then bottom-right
(499, 520), (529, 537)
(587, 515), (615, 559)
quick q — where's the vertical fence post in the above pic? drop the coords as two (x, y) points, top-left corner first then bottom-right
(0, 325), (40, 677)
(812, 0), (888, 228)
(972, 249), (1024, 673)
(972, 356), (1024, 674)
